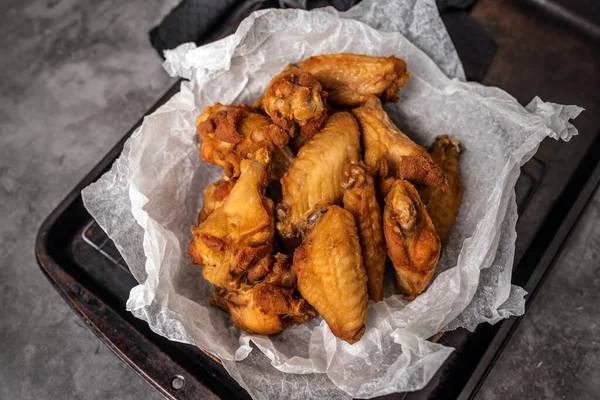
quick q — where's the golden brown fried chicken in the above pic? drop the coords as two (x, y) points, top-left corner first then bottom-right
(211, 254), (316, 335)
(419, 135), (463, 241)
(352, 97), (448, 195)
(189, 149), (274, 287)
(292, 206), (368, 344)
(342, 163), (387, 302)
(197, 179), (235, 224)
(263, 67), (327, 139)
(383, 180), (441, 300)
(197, 103), (289, 178)
(277, 112), (361, 238)
(297, 53), (410, 106)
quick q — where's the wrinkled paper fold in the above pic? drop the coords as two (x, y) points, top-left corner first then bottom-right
(82, 0), (583, 398)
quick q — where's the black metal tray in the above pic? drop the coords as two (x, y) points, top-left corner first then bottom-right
(36, 0), (600, 399)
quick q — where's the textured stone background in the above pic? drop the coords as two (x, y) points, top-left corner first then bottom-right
(0, 1), (598, 399)
(0, 1), (177, 398)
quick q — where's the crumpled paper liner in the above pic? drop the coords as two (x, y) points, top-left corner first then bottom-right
(81, 1), (583, 398)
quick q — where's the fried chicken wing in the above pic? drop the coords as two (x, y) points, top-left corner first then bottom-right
(197, 103), (289, 178)
(419, 135), (463, 241)
(384, 180), (441, 300)
(211, 254), (316, 335)
(277, 112), (361, 238)
(189, 149), (274, 287)
(292, 206), (368, 344)
(297, 53), (410, 106)
(197, 179), (235, 224)
(352, 97), (448, 194)
(263, 67), (327, 139)
(342, 163), (386, 302)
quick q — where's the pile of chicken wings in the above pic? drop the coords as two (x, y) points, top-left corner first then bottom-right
(188, 54), (463, 344)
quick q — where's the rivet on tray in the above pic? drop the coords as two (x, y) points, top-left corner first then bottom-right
(171, 375), (186, 390)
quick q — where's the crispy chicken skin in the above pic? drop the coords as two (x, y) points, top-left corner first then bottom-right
(197, 103), (289, 178)
(297, 53), (410, 106)
(352, 97), (448, 194)
(292, 206), (368, 344)
(277, 112), (361, 238)
(197, 179), (235, 224)
(211, 254), (316, 335)
(263, 67), (328, 139)
(342, 163), (387, 302)
(384, 180), (441, 300)
(189, 149), (274, 287)
(419, 135), (463, 242)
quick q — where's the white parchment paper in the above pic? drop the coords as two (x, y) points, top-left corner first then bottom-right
(81, 1), (583, 398)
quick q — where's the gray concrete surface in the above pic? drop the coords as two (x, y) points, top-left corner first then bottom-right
(1, 1), (599, 400)
(477, 185), (600, 400)
(0, 0), (178, 398)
